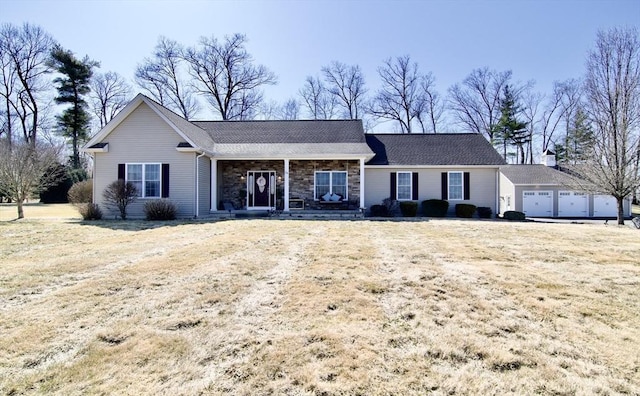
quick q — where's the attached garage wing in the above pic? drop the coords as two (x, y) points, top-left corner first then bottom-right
(522, 191), (553, 217)
(558, 191), (588, 217)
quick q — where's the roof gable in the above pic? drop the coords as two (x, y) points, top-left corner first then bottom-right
(82, 93), (214, 152)
(365, 133), (506, 166)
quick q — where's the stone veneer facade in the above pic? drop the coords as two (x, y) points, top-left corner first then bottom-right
(218, 159), (361, 210)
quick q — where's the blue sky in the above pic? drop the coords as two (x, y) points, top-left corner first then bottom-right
(3, 0), (639, 124)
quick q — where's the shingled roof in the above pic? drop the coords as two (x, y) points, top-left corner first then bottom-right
(500, 165), (580, 185)
(192, 120), (367, 144)
(365, 133), (506, 166)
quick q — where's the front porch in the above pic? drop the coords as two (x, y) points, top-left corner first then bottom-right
(209, 159), (366, 213)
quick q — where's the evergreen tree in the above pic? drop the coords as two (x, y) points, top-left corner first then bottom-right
(492, 85), (528, 163)
(557, 107), (594, 164)
(49, 45), (99, 169)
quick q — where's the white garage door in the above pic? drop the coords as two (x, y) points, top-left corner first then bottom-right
(522, 191), (553, 217)
(593, 195), (617, 217)
(558, 191), (588, 217)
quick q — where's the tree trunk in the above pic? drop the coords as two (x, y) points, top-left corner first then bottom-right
(617, 196), (625, 225)
(17, 199), (24, 219)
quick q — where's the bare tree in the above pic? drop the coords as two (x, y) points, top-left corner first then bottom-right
(90, 71), (133, 129)
(322, 61), (367, 119)
(578, 27), (640, 225)
(299, 76), (337, 119)
(416, 73), (444, 133)
(280, 98), (300, 120)
(0, 138), (63, 218)
(369, 55), (427, 133)
(448, 68), (513, 142)
(135, 37), (198, 120)
(0, 23), (55, 146)
(184, 33), (276, 120)
(521, 79), (581, 163)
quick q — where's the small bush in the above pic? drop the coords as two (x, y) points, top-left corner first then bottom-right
(144, 199), (177, 220)
(68, 180), (93, 204)
(477, 206), (493, 219)
(383, 197), (400, 217)
(399, 201), (418, 217)
(39, 163), (73, 203)
(78, 203), (102, 220)
(422, 199), (449, 217)
(369, 204), (388, 217)
(455, 204), (477, 218)
(103, 179), (137, 220)
(503, 210), (526, 221)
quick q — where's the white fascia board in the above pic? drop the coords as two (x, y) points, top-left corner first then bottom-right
(211, 154), (370, 161)
(365, 165), (502, 169)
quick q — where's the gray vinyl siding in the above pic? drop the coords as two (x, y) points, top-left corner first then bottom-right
(364, 167), (499, 214)
(197, 155), (211, 217)
(92, 102), (196, 218)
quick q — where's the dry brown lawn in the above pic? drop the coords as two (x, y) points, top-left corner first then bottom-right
(1, 214), (639, 395)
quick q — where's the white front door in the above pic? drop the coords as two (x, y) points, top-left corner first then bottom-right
(558, 191), (588, 217)
(247, 171), (276, 210)
(522, 191), (553, 217)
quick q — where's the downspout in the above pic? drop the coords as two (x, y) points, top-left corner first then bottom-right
(195, 152), (206, 218)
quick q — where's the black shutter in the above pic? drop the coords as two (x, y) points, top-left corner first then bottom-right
(162, 164), (170, 198)
(118, 164), (125, 180)
(464, 172), (470, 200)
(441, 172), (448, 200)
(412, 172), (419, 200)
(390, 172), (397, 200)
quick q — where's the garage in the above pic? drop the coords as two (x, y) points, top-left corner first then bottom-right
(522, 191), (553, 217)
(593, 195), (618, 217)
(558, 191), (588, 217)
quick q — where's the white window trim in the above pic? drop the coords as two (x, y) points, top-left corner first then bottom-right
(314, 171), (348, 200)
(126, 163), (162, 199)
(396, 171), (412, 201)
(448, 171), (464, 201)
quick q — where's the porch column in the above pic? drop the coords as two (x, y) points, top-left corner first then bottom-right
(359, 158), (365, 209)
(284, 158), (290, 211)
(210, 158), (217, 212)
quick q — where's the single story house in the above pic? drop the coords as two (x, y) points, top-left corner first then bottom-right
(499, 150), (631, 218)
(82, 94), (507, 218)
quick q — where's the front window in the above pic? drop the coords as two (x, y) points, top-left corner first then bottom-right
(315, 171), (348, 199)
(448, 172), (463, 200)
(127, 163), (161, 198)
(397, 172), (412, 200)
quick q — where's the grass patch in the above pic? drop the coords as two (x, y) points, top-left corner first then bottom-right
(0, 218), (638, 394)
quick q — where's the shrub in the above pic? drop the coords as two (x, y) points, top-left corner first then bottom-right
(68, 180), (93, 204)
(455, 203), (477, 218)
(503, 210), (526, 221)
(144, 199), (177, 220)
(477, 206), (493, 219)
(103, 179), (137, 220)
(422, 199), (449, 217)
(382, 197), (400, 217)
(399, 201), (418, 217)
(369, 204), (388, 217)
(39, 163), (73, 203)
(78, 203), (103, 220)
